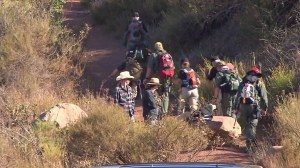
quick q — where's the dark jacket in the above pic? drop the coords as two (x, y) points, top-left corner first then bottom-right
(142, 89), (160, 120)
(206, 67), (218, 81)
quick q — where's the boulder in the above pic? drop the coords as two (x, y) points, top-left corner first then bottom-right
(206, 116), (241, 138)
(39, 103), (88, 128)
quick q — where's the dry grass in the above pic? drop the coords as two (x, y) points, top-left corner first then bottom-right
(252, 95), (300, 168)
(66, 97), (211, 167)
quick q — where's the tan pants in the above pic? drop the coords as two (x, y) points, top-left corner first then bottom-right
(177, 87), (199, 114)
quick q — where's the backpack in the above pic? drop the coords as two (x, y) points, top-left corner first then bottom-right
(128, 20), (144, 42)
(182, 69), (198, 88)
(125, 57), (143, 80)
(240, 82), (256, 104)
(158, 52), (175, 78)
(219, 71), (240, 93)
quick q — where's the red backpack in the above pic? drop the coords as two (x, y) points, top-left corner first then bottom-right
(158, 52), (175, 78)
(183, 69), (198, 88)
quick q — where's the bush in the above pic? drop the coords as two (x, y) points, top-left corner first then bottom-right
(253, 95), (300, 167)
(66, 100), (211, 167)
(266, 63), (297, 102)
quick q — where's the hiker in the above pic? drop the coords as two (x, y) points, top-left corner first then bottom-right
(234, 66), (268, 151)
(176, 57), (201, 115)
(214, 62), (241, 117)
(142, 78), (162, 125)
(206, 56), (221, 81)
(113, 71), (136, 122)
(124, 12), (148, 51)
(143, 42), (175, 115)
(211, 60), (226, 115)
(109, 48), (152, 99)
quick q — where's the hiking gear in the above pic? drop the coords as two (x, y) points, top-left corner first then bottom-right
(158, 53), (175, 78)
(116, 71), (134, 81)
(137, 80), (143, 100)
(128, 19), (144, 42)
(219, 71), (240, 93)
(241, 82), (256, 104)
(182, 69), (198, 88)
(124, 58), (142, 80)
(146, 78), (161, 85)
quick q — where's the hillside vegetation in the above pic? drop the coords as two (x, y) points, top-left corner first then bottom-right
(85, 0), (300, 167)
(0, 0), (300, 167)
(0, 1), (211, 167)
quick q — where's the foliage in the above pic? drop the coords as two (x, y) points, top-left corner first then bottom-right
(253, 95), (300, 167)
(66, 100), (211, 167)
(266, 63), (297, 101)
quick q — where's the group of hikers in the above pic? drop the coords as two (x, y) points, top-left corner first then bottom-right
(108, 12), (269, 152)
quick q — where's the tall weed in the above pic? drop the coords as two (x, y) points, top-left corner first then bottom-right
(66, 99), (210, 167)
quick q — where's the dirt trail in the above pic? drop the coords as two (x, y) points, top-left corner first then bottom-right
(64, 0), (125, 93)
(63, 0), (253, 165)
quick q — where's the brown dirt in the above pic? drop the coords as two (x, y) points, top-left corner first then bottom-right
(63, 0), (253, 165)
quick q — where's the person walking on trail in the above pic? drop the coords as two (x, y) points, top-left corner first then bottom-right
(123, 12), (148, 51)
(211, 60), (227, 115)
(234, 66), (268, 152)
(109, 48), (152, 99)
(214, 62), (241, 117)
(142, 78), (162, 125)
(175, 57), (201, 115)
(206, 56), (221, 81)
(113, 71), (136, 122)
(143, 42), (175, 115)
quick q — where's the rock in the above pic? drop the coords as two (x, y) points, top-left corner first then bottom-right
(206, 116), (241, 138)
(39, 103), (88, 128)
(268, 146), (284, 155)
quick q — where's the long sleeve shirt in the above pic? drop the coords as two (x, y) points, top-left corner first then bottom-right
(113, 85), (135, 117)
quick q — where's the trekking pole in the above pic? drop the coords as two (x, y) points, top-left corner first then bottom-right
(138, 80), (143, 100)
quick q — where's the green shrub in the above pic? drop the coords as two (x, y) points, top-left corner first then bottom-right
(266, 63), (297, 100)
(66, 101), (210, 167)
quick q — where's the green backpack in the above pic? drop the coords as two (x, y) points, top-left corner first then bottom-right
(219, 71), (240, 93)
(125, 57), (143, 80)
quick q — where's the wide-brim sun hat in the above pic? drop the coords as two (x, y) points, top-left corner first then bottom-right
(247, 66), (262, 78)
(116, 71), (134, 81)
(147, 78), (161, 85)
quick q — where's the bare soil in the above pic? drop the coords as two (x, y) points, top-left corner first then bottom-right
(63, 0), (253, 165)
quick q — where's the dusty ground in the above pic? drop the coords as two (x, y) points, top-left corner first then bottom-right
(63, 0), (253, 165)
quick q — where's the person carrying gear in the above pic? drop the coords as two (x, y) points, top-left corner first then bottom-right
(206, 56), (221, 81)
(214, 62), (242, 117)
(109, 48), (152, 99)
(143, 42), (175, 115)
(175, 57), (201, 115)
(123, 12), (148, 51)
(142, 78), (162, 125)
(113, 71), (136, 122)
(234, 66), (268, 152)
(211, 60), (226, 115)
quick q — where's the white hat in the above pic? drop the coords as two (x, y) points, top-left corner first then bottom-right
(146, 78), (161, 85)
(116, 71), (134, 81)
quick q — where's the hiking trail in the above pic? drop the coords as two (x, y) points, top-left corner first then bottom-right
(63, 0), (253, 165)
